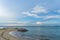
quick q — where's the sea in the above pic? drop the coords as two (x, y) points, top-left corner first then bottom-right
(5, 26), (60, 40)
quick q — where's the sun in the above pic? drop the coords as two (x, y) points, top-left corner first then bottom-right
(0, 5), (9, 17)
(0, 4), (14, 18)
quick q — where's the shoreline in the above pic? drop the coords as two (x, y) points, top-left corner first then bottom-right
(0, 28), (20, 40)
(0, 28), (60, 40)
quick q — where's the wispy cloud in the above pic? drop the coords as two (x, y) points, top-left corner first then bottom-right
(44, 15), (60, 20)
(22, 5), (49, 19)
(23, 11), (60, 20)
(22, 11), (42, 18)
(0, 20), (29, 26)
(22, 4), (60, 21)
(31, 5), (48, 13)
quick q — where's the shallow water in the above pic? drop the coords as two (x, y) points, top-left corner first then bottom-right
(9, 26), (60, 40)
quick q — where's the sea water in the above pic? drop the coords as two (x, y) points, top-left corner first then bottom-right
(9, 26), (60, 40)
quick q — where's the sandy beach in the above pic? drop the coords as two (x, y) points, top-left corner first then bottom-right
(0, 28), (23, 40)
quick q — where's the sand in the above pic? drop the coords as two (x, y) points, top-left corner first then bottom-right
(0, 28), (23, 40)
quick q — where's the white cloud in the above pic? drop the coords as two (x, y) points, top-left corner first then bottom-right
(0, 20), (28, 26)
(30, 21), (45, 26)
(22, 11), (42, 18)
(44, 15), (60, 20)
(22, 5), (49, 19)
(36, 22), (43, 25)
(23, 12), (33, 16)
(22, 12), (60, 20)
(3, 21), (44, 26)
(3, 23), (26, 26)
(31, 5), (48, 13)
(22, 4), (60, 21)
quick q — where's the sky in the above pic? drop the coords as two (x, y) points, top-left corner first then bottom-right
(0, 0), (60, 26)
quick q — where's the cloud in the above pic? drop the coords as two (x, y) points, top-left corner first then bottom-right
(3, 23), (25, 26)
(3, 21), (44, 26)
(22, 3), (60, 23)
(44, 15), (60, 20)
(0, 20), (28, 26)
(22, 11), (43, 18)
(36, 21), (43, 25)
(3, 23), (27, 26)
(31, 5), (48, 13)
(22, 5), (49, 19)
(31, 21), (46, 26)
(23, 12), (33, 16)
(22, 11), (60, 20)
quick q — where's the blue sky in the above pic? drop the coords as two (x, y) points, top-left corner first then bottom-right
(0, 0), (60, 26)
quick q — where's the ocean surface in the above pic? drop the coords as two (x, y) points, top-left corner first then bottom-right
(8, 26), (60, 40)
